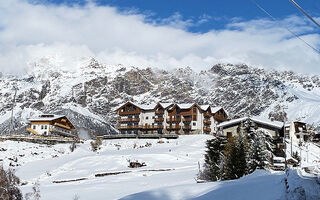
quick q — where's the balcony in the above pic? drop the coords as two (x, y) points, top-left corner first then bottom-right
(204, 112), (211, 118)
(182, 117), (192, 122)
(166, 125), (181, 130)
(118, 117), (140, 123)
(142, 125), (164, 130)
(166, 118), (181, 123)
(204, 120), (211, 125)
(154, 117), (164, 122)
(51, 126), (74, 137)
(182, 125), (191, 130)
(53, 122), (72, 130)
(119, 110), (140, 116)
(203, 127), (211, 132)
(155, 110), (164, 115)
(117, 125), (141, 130)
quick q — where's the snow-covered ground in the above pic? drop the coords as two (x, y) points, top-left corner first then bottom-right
(0, 135), (319, 200)
(1, 135), (211, 199)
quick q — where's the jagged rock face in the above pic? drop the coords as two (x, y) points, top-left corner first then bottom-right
(1, 58), (320, 135)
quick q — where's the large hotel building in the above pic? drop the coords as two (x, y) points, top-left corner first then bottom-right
(117, 102), (228, 135)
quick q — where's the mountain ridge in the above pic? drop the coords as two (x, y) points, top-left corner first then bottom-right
(1, 57), (320, 135)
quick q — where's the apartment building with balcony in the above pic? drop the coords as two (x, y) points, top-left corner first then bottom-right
(117, 102), (228, 135)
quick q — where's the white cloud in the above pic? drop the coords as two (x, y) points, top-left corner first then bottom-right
(0, 0), (320, 76)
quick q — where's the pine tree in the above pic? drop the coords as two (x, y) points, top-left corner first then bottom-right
(247, 130), (271, 172)
(199, 136), (225, 181)
(223, 134), (249, 180)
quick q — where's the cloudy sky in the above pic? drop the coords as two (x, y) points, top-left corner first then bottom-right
(0, 0), (320, 75)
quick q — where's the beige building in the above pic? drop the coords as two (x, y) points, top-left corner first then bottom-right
(117, 102), (228, 135)
(285, 121), (310, 142)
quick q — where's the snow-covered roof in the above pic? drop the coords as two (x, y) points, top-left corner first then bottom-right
(217, 117), (248, 128)
(211, 106), (222, 114)
(217, 117), (283, 129)
(200, 105), (210, 111)
(28, 114), (65, 122)
(158, 102), (173, 109)
(250, 117), (284, 129)
(135, 103), (157, 110)
(177, 103), (195, 109)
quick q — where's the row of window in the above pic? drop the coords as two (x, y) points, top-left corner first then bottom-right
(33, 125), (48, 130)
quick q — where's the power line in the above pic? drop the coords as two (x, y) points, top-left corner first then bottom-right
(250, 0), (320, 55)
(289, 0), (320, 29)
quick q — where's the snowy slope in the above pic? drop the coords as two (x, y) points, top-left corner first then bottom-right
(1, 135), (319, 200)
(1, 135), (211, 200)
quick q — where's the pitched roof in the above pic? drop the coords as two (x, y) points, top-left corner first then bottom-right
(159, 102), (173, 109)
(28, 114), (65, 122)
(211, 106), (223, 114)
(177, 103), (195, 109)
(217, 117), (283, 129)
(200, 105), (210, 111)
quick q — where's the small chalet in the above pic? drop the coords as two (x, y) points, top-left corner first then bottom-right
(217, 117), (284, 138)
(26, 114), (75, 137)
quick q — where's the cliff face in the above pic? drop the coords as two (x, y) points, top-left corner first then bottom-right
(1, 57), (320, 135)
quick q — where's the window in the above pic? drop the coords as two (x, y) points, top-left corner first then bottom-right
(227, 132), (232, 138)
(41, 125), (44, 129)
(193, 122), (196, 126)
(134, 130), (138, 134)
(146, 117), (149, 120)
(193, 115), (197, 121)
(152, 116), (155, 119)
(193, 107), (196, 112)
(44, 131), (47, 135)
(33, 125), (36, 129)
(45, 125), (48, 129)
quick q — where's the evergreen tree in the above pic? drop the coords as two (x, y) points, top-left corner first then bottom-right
(223, 134), (249, 180)
(199, 136), (225, 181)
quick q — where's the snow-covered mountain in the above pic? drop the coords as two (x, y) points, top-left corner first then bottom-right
(1, 57), (320, 135)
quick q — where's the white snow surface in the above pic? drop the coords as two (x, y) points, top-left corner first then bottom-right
(1, 135), (319, 200)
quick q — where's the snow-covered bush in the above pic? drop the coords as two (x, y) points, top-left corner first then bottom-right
(90, 137), (102, 152)
(0, 166), (22, 200)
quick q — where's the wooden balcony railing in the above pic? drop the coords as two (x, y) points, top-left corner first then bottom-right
(166, 125), (181, 130)
(182, 118), (192, 122)
(117, 125), (141, 130)
(182, 125), (191, 130)
(142, 125), (164, 130)
(119, 110), (140, 116)
(204, 120), (211, 125)
(166, 118), (181, 123)
(203, 127), (211, 132)
(118, 118), (140, 123)
(155, 110), (164, 115)
(154, 118), (164, 122)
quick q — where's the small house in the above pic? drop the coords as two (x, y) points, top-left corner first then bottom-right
(26, 114), (75, 137)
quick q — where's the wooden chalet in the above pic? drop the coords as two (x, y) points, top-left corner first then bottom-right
(26, 114), (75, 137)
